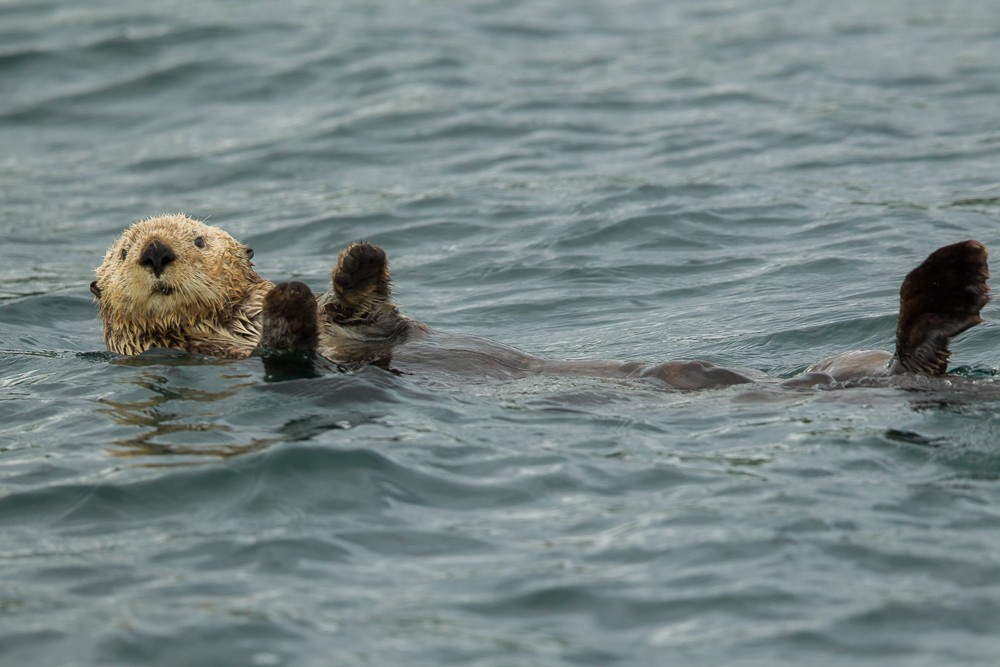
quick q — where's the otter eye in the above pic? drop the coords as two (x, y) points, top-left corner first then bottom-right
(120, 248), (127, 260)
(246, 248), (254, 260)
(194, 236), (205, 249)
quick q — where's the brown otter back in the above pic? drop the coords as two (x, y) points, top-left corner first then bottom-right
(893, 240), (990, 375)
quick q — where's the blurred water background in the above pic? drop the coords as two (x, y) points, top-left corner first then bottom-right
(3, 0), (1000, 664)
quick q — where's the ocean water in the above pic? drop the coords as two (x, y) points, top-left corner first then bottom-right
(3, 0), (1000, 664)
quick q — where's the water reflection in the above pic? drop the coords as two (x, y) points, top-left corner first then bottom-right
(96, 370), (271, 459)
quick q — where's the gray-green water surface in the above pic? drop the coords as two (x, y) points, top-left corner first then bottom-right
(3, 1), (1000, 665)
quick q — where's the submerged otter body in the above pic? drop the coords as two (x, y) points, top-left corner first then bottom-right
(366, 327), (751, 388)
(93, 215), (753, 390)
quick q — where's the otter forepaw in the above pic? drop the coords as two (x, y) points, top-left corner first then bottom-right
(255, 281), (322, 380)
(333, 242), (389, 301)
(258, 281), (319, 353)
(322, 241), (404, 335)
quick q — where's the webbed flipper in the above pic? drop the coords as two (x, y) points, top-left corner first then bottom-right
(892, 240), (990, 375)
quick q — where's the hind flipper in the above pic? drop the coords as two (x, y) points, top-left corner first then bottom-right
(892, 240), (990, 375)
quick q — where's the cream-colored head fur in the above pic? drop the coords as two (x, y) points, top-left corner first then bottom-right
(93, 214), (269, 356)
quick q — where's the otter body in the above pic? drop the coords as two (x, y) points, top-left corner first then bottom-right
(93, 216), (989, 391)
(93, 215), (753, 390)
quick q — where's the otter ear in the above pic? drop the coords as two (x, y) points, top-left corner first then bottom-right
(90, 281), (101, 299)
(246, 247), (254, 260)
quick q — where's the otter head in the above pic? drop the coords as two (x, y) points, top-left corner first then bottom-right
(93, 214), (259, 337)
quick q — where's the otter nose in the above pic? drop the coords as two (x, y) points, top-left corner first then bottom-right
(139, 239), (176, 278)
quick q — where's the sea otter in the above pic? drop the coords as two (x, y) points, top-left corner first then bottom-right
(92, 214), (754, 389)
(93, 215), (990, 389)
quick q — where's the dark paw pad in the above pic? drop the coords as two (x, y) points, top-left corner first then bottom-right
(334, 243), (387, 291)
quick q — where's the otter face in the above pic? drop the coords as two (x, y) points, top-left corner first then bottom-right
(94, 214), (258, 330)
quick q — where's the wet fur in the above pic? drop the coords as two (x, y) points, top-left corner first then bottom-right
(93, 214), (269, 358)
(92, 217), (407, 362)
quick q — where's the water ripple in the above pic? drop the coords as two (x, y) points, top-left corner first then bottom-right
(4, 0), (1000, 664)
